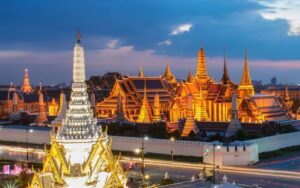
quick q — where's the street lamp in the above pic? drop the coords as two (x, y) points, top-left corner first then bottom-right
(26, 128), (34, 162)
(169, 137), (175, 161)
(135, 136), (149, 186)
(212, 144), (221, 184)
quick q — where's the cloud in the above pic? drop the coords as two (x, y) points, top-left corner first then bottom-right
(170, 23), (192, 36)
(0, 51), (29, 59)
(158, 40), (172, 46)
(256, 0), (300, 36)
(106, 39), (119, 49)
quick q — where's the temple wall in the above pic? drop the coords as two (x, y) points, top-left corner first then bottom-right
(110, 136), (205, 157)
(0, 125), (300, 157)
(247, 131), (300, 153)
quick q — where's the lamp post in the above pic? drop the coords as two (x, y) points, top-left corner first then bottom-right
(170, 137), (175, 161)
(212, 144), (221, 184)
(135, 136), (149, 186)
(26, 128), (33, 162)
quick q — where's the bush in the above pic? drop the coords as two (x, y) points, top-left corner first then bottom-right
(160, 178), (174, 185)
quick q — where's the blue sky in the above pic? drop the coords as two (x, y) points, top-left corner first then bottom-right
(0, 0), (299, 85)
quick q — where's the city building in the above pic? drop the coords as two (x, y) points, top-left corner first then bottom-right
(0, 84), (24, 119)
(30, 31), (127, 188)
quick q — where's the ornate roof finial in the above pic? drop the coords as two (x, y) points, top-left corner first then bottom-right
(138, 67), (144, 77)
(240, 49), (252, 86)
(186, 71), (194, 82)
(76, 28), (81, 43)
(221, 47), (231, 85)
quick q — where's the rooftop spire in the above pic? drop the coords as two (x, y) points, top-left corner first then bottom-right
(163, 64), (177, 84)
(136, 80), (153, 123)
(186, 71), (194, 82)
(76, 28), (81, 43)
(164, 64), (172, 78)
(138, 67), (144, 77)
(221, 48), (231, 85)
(240, 50), (252, 86)
(196, 48), (208, 80)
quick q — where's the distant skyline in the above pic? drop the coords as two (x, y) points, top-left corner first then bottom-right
(0, 0), (300, 85)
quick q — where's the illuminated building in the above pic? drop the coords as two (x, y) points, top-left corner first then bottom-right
(21, 69), (34, 93)
(0, 85), (24, 119)
(96, 75), (175, 121)
(97, 48), (291, 124)
(30, 31), (126, 188)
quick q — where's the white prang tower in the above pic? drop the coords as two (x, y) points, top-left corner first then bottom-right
(30, 31), (126, 188)
(56, 31), (99, 164)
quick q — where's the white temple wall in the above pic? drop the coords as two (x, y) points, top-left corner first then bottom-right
(1, 126), (300, 157)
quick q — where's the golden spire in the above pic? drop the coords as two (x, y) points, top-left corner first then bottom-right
(21, 68), (34, 93)
(196, 48), (208, 80)
(138, 67), (144, 77)
(164, 64), (172, 78)
(186, 71), (194, 82)
(240, 50), (252, 86)
(137, 80), (153, 123)
(221, 49), (231, 85)
(163, 64), (177, 84)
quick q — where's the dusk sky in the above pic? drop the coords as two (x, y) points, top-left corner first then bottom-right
(0, 0), (300, 85)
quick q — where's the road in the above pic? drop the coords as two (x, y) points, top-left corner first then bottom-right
(1, 145), (300, 187)
(121, 157), (300, 188)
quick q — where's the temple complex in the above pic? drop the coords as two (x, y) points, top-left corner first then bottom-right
(97, 48), (291, 124)
(30, 31), (127, 188)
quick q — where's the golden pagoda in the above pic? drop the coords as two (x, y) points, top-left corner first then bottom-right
(48, 98), (59, 116)
(195, 48), (209, 85)
(21, 68), (34, 93)
(136, 81), (153, 123)
(30, 31), (127, 188)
